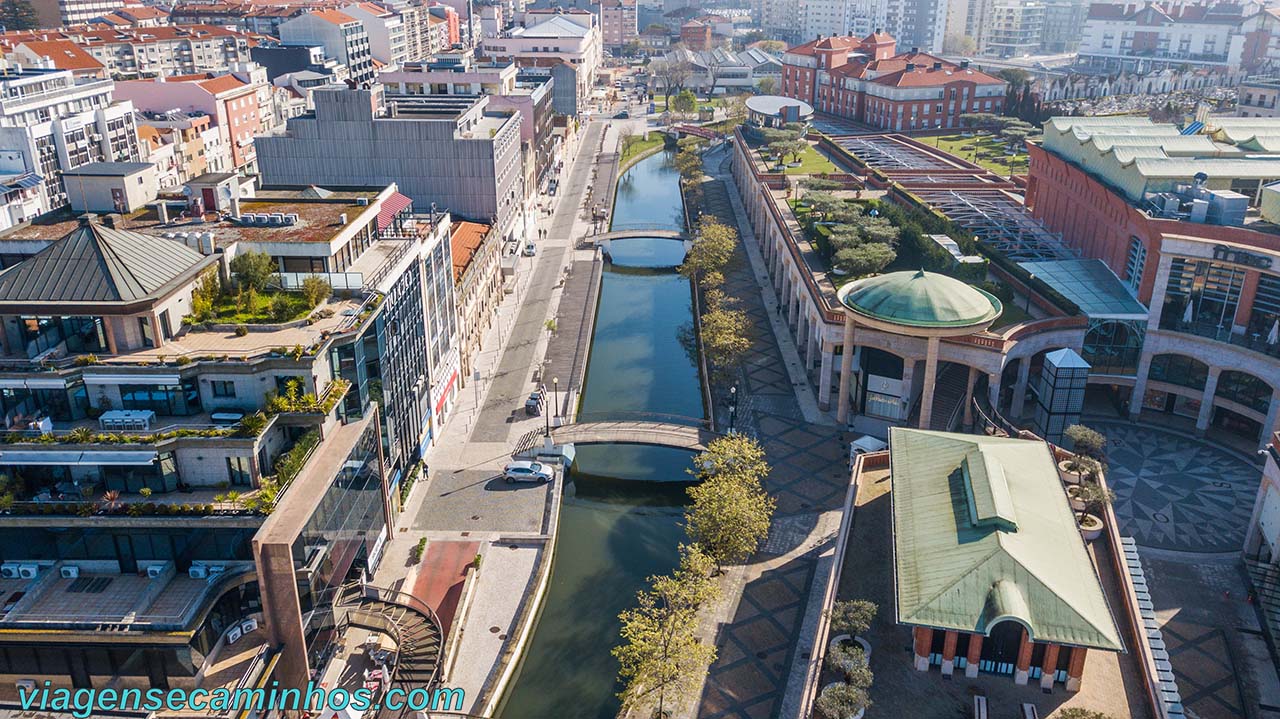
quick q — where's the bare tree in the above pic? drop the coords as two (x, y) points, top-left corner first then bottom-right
(653, 48), (695, 105)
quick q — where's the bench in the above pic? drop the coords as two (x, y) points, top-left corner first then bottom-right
(972, 695), (987, 719)
(1021, 703), (1040, 719)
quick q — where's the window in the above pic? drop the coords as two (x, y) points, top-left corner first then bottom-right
(226, 456), (252, 486)
(1125, 237), (1147, 293)
(1216, 370), (1272, 413)
(211, 380), (236, 398)
(1148, 353), (1208, 390)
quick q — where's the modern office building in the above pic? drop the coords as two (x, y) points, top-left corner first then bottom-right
(0, 181), (455, 692)
(344, 1), (410, 65)
(256, 86), (529, 246)
(479, 13), (602, 115)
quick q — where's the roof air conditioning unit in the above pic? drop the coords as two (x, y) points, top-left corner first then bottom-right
(270, 213), (285, 225)
(0, 564), (20, 579)
(59, 565), (79, 579)
(285, 213), (298, 225)
(188, 564), (208, 579)
(206, 565), (227, 577)
(146, 565), (166, 579)
(227, 626), (243, 644)
(357, 196), (370, 206)
(17, 565), (38, 579)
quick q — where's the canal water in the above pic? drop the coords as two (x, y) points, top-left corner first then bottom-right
(499, 148), (703, 719)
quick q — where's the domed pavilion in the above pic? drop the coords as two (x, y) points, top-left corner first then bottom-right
(835, 270), (1003, 427)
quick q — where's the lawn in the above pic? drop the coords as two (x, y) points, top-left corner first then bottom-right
(759, 144), (839, 175)
(621, 132), (665, 165)
(930, 132), (1028, 175)
(211, 291), (312, 324)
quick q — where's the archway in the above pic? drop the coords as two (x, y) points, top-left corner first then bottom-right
(979, 620), (1026, 676)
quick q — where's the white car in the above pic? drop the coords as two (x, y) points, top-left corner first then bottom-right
(503, 460), (555, 484)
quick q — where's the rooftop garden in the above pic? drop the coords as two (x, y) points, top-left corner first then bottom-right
(744, 124), (840, 175)
(790, 185), (1040, 328)
(185, 252), (334, 328)
(926, 114), (1042, 175)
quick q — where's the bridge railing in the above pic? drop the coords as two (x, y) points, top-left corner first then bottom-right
(564, 411), (715, 431)
(590, 225), (690, 238)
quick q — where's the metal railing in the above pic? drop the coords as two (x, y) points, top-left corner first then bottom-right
(564, 411), (716, 430)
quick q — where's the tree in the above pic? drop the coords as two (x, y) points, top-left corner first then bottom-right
(300, 276), (332, 308)
(685, 436), (775, 570)
(700, 307), (751, 381)
(1058, 710), (1118, 719)
(230, 251), (276, 291)
(834, 243), (896, 277)
(1064, 424), (1107, 461)
(816, 678), (870, 719)
(826, 599), (877, 637)
(653, 55), (694, 105)
(190, 266), (220, 321)
(689, 434), (770, 484)
(614, 544), (720, 718)
(755, 75), (777, 95)
(672, 89), (698, 114)
(680, 216), (737, 286)
(0, 0), (39, 30)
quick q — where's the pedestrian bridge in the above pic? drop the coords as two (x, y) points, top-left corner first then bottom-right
(590, 228), (691, 244)
(552, 420), (718, 451)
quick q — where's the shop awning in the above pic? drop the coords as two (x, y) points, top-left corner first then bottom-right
(0, 449), (156, 465)
(83, 374), (181, 385)
(0, 377), (67, 390)
(376, 192), (413, 232)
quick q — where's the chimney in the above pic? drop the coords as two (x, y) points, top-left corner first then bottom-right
(230, 178), (241, 217)
(102, 213), (122, 229)
(77, 213), (96, 227)
(157, 201), (170, 224)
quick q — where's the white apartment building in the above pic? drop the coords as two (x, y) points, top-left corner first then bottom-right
(480, 14), (601, 114)
(0, 66), (140, 217)
(279, 9), (376, 84)
(58, 0), (123, 25)
(883, 0), (949, 53)
(803, 0), (881, 42)
(983, 0), (1045, 57)
(1077, 1), (1249, 72)
(344, 2), (410, 66)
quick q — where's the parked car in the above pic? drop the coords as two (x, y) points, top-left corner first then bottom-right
(503, 460), (555, 484)
(614, 110), (630, 119)
(524, 390), (543, 415)
(523, 242), (537, 257)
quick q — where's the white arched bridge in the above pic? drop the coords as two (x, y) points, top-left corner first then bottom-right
(514, 413), (721, 457)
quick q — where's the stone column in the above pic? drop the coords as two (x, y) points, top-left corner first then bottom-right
(988, 371), (1002, 412)
(1065, 647), (1087, 692)
(962, 366), (978, 427)
(1262, 386), (1280, 450)
(941, 630), (958, 677)
(837, 317), (857, 423)
(1145, 254), (1175, 330)
(1129, 350), (1154, 421)
(918, 337), (941, 429)
(818, 343), (834, 410)
(1010, 358), (1033, 418)
(1014, 629), (1033, 685)
(912, 626), (933, 672)
(1196, 366), (1223, 434)
(1040, 643), (1061, 690)
(102, 317), (119, 355)
(965, 633), (982, 678)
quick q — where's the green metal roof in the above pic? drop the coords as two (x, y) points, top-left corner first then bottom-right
(888, 428), (1124, 651)
(840, 270), (1002, 328)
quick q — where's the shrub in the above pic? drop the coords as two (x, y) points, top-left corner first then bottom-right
(816, 681), (870, 719)
(1064, 424), (1107, 460)
(230, 251), (275, 291)
(412, 537), (428, 564)
(826, 599), (877, 637)
(269, 294), (293, 322)
(175, 356), (192, 366)
(300, 276), (332, 308)
(234, 325), (249, 337)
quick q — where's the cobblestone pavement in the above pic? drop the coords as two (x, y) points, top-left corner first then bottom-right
(692, 146), (850, 719)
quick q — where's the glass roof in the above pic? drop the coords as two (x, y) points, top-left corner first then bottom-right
(1018, 259), (1149, 319)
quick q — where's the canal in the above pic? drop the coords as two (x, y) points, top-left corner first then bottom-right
(499, 147), (703, 719)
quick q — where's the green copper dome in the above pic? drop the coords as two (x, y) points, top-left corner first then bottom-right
(839, 270), (1003, 328)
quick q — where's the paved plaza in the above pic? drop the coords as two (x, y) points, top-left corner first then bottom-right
(1096, 420), (1262, 553)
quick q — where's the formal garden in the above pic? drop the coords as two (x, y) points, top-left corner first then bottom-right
(927, 113), (1043, 176)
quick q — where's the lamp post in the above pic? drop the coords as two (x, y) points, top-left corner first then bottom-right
(729, 385), (738, 433)
(553, 377), (559, 425)
(542, 385), (550, 438)
(1024, 274), (1036, 313)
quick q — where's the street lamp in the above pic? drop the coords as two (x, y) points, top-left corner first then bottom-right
(542, 384), (550, 438)
(1024, 274), (1036, 313)
(728, 385), (738, 433)
(553, 377), (559, 425)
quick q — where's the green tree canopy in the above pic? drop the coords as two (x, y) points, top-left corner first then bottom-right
(230, 251), (276, 291)
(672, 89), (698, 113)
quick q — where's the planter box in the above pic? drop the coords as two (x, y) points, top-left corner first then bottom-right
(1065, 485), (1087, 511)
(1077, 512), (1103, 541)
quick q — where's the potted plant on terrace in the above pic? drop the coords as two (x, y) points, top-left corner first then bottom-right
(826, 599), (876, 661)
(1073, 482), (1114, 541)
(818, 646), (872, 719)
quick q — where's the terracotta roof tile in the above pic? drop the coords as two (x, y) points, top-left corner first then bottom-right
(449, 221), (489, 281)
(17, 40), (104, 71)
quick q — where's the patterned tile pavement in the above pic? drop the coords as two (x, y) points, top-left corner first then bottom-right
(693, 166), (850, 719)
(1162, 620), (1246, 718)
(1090, 421), (1262, 552)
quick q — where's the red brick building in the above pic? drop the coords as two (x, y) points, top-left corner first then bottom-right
(680, 20), (713, 51)
(780, 31), (1007, 131)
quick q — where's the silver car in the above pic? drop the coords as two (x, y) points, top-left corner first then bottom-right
(502, 460), (554, 484)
